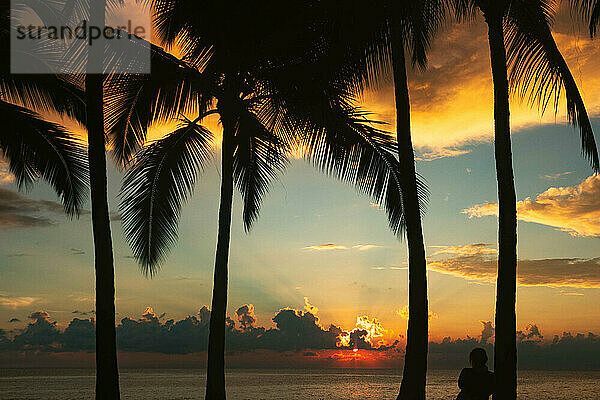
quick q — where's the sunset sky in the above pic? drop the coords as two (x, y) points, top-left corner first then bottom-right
(1, 3), (600, 366)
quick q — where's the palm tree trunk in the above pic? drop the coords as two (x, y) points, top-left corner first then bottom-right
(486, 15), (518, 400)
(391, 20), (429, 400)
(205, 118), (235, 400)
(87, 1), (120, 399)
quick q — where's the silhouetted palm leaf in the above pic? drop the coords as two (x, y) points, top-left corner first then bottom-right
(297, 107), (411, 236)
(104, 43), (209, 166)
(0, 3), (87, 124)
(120, 117), (214, 274)
(233, 106), (289, 231)
(570, 0), (600, 36)
(0, 100), (88, 215)
(255, 67), (419, 235)
(506, 0), (599, 172)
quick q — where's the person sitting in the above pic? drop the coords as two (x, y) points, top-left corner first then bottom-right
(456, 347), (495, 400)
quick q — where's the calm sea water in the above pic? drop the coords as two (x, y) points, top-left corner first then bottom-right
(1, 369), (598, 399)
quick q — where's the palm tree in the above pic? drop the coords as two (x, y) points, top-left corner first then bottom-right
(117, 2), (410, 398)
(304, 1), (444, 397)
(79, 0), (124, 396)
(6, 0), (198, 396)
(452, 1), (599, 398)
(388, 4), (444, 398)
(4, 0), (120, 395)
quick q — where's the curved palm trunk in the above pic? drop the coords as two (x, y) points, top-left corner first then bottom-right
(486, 15), (518, 400)
(87, 1), (120, 398)
(391, 22), (429, 400)
(205, 119), (235, 400)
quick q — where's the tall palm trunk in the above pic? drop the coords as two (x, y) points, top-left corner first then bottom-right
(205, 117), (235, 400)
(485, 13), (518, 400)
(391, 21), (429, 400)
(87, 1), (120, 398)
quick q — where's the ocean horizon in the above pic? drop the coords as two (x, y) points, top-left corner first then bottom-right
(1, 368), (599, 399)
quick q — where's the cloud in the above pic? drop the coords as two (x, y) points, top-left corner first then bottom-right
(72, 310), (94, 316)
(431, 243), (497, 256)
(396, 306), (437, 322)
(303, 244), (384, 252)
(352, 244), (383, 251)
(4, 308), (600, 370)
(303, 298), (319, 315)
(0, 295), (38, 309)
(428, 243), (600, 288)
(12, 311), (60, 350)
(0, 188), (68, 229)
(415, 148), (472, 161)
(2, 303), (395, 354)
(0, 164), (14, 185)
(140, 307), (159, 322)
(70, 248), (85, 255)
(463, 175), (600, 237)
(303, 244), (348, 251)
(541, 171), (573, 180)
(480, 321), (494, 345)
(359, 5), (600, 155)
(29, 311), (52, 322)
(517, 324), (543, 343)
(371, 265), (408, 271)
(235, 304), (256, 331)
(337, 316), (392, 349)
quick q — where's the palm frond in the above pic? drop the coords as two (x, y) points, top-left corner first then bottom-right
(263, 87), (411, 234)
(396, 0), (446, 70)
(0, 12), (85, 124)
(0, 100), (88, 215)
(104, 42), (211, 166)
(119, 117), (214, 274)
(233, 107), (288, 231)
(0, 74), (86, 125)
(570, 0), (600, 37)
(506, 0), (599, 172)
(450, 0), (479, 22)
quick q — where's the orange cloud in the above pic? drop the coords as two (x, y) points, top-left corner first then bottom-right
(396, 305), (437, 321)
(303, 244), (348, 251)
(464, 175), (600, 237)
(303, 297), (319, 315)
(415, 148), (472, 161)
(360, 7), (600, 156)
(140, 307), (158, 322)
(431, 243), (497, 256)
(428, 244), (600, 288)
(337, 315), (395, 349)
(303, 244), (384, 251)
(0, 164), (14, 185)
(352, 244), (384, 251)
(0, 294), (38, 309)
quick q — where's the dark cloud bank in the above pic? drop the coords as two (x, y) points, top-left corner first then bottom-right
(2, 306), (600, 370)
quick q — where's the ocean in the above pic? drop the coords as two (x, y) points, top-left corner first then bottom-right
(1, 369), (598, 399)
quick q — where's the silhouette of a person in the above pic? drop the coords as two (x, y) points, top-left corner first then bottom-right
(456, 347), (495, 400)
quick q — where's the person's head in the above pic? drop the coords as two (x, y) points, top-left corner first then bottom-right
(469, 347), (488, 368)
